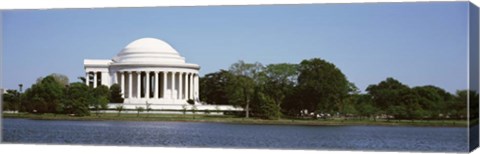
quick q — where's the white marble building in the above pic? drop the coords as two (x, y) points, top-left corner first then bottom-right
(84, 38), (201, 105)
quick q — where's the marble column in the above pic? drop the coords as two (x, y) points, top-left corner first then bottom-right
(163, 72), (167, 99)
(113, 72), (120, 84)
(186, 73), (189, 99)
(137, 72), (141, 98)
(86, 72), (90, 87)
(171, 72), (175, 99)
(194, 74), (199, 101)
(179, 72), (183, 100)
(189, 73), (193, 100)
(120, 72), (125, 98)
(93, 72), (97, 88)
(113, 72), (118, 85)
(128, 72), (132, 98)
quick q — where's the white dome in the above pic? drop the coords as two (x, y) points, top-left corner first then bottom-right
(112, 38), (186, 64)
(124, 38), (178, 54)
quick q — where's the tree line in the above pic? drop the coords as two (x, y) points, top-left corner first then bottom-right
(2, 58), (477, 120)
(2, 73), (124, 116)
(200, 58), (478, 120)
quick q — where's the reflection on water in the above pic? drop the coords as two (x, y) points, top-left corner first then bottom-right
(2, 118), (468, 152)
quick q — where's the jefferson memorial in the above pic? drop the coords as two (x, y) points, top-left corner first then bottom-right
(84, 38), (240, 112)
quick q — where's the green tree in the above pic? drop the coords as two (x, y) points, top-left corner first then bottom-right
(400, 89), (424, 120)
(135, 106), (144, 117)
(92, 85), (110, 116)
(115, 105), (124, 116)
(109, 84), (124, 103)
(61, 82), (91, 116)
(146, 102), (152, 117)
(253, 89), (281, 120)
(296, 58), (350, 114)
(182, 104), (187, 116)
(338, 83), (361, 117)
(354, 94), (378, 120)
(2, 90), (21, 112)
(387, 105), (406, 120)
(37, 73), (69, 87)
(412, 85), (450, 119)
(342, 94), (359, 118)
(348, 82), (361, 94)
(281, 88), (304, 116)
(199, 70), (234, 105)
(451, 90), (469, 119)
(229, 60), (264, 80)
(343, 104), (358, 117)
(226, 75), (255, 118)
(366, 78), (461, 120)
(23, 75), (65, 114)
(262, 63), (298, 109)
(78, 76), (86, 84)
(366, 77), (410, 118)
(192, 105), (197, 119)
(98, 97), (109, 115)
(227, 61), (263, 118)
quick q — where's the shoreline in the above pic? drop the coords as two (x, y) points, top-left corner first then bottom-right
(2, 113), (468, 127)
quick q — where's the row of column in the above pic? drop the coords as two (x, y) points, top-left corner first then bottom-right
(86, 71), (101, 88)
(117, 71), (198, 100)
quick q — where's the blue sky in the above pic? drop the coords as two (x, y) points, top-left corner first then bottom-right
(2, 2), (469, 93)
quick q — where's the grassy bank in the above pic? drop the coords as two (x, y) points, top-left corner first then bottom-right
(2, 112), (468, 127)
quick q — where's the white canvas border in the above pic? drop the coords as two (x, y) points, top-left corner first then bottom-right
(0, 1), (478, 154)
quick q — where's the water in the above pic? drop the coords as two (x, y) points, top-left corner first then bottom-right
(2, 118), (468, 152)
